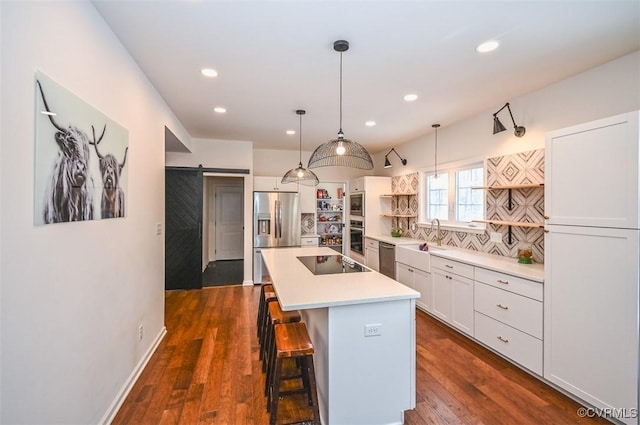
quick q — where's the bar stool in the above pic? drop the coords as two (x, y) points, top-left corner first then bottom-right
(268, 321), (321, 425)
(257, 284), (275, 338)
(258, 289), (278, 362)
(263, 301), (301, 382)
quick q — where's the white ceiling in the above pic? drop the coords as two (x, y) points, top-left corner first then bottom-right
(92, 1), (639, 154)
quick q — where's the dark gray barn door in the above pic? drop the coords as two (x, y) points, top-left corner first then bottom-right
(165, 168), (202, 290)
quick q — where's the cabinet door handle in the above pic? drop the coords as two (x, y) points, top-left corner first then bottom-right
(445, 264), (453, 269)
(544, 215), (549, 220)
(497, 279), (509, 284)
(496, 303), (509, 310)
(497, 336), (509, 343)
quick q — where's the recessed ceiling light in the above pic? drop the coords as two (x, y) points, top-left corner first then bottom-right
(201, 68), (218, 78)
(365, 120), (376, 127)
(404, 94), (418, 102)
(476, 40), (500, 53)
(214, 107), (226, 114)
(286, 130), (296, 135)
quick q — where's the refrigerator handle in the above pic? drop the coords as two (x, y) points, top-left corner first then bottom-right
(275, 200), (281, 239)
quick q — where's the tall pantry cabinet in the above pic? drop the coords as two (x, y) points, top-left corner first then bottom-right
(544, 111), (639, 425)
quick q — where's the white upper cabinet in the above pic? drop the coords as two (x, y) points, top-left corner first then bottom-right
(349, 177), (364, 193)
(545, 111), (639, 229)
(299, 184), (316, 213)
(254, 176), (298, 192)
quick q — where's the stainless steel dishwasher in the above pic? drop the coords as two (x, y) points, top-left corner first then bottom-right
(378, 242), (396, 279)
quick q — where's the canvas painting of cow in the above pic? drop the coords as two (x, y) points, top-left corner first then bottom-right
(34, 71), (129, 225)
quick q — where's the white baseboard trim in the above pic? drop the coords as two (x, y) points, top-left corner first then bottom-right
(243, 280), (254, 286)
(99, 326), (167, 425)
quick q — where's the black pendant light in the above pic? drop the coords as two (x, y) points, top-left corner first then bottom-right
(308, 40), (373, 170)
(282, 110), (319, 186)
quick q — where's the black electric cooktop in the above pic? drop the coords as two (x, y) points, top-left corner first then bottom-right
(297, 255), (370, 275)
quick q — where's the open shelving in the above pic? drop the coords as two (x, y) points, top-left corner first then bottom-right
(471, 183), (545, 243)
(316, 184), (345, 253)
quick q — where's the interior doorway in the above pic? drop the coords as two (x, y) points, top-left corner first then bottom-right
(202, 176), (244, 286)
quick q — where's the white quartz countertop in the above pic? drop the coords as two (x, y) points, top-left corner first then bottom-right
(429, 247), (544, 282)
(367, 233), (544, 282)
(261, 246), (419, 311)
(364, 234), (423, 245)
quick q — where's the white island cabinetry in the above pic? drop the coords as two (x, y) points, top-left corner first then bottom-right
(261, 247), (418, 425)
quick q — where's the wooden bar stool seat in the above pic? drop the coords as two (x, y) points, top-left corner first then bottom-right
(268, 321), (321, 425)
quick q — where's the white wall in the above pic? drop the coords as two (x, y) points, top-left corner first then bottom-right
(166, 138), (254, 284)
(0, 2), (191, 424)
(374, 51), (640, 176)
(253, 148), (372, 183)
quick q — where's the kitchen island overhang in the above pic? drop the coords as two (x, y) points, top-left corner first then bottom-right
(261, 247), (419, 425)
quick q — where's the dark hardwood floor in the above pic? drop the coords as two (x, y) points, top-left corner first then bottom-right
(112, 285), (609, 425)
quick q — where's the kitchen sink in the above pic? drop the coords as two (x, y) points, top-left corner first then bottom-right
(395, 243), (446, 272)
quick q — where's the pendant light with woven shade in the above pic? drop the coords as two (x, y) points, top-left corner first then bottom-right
(282, 110), (319, 186)
(308, 40), (373, 170)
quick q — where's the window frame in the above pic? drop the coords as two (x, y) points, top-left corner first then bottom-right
(418, 159), (486, 234)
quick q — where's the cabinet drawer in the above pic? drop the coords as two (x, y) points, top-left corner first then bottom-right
(431, 256), (474, 279)
(474, 282), (542, 338)
(301, 237), (318, 247)
(474, 312), (542, 375)
(365, 238), (379, 249)
(474, 267), (542, 301)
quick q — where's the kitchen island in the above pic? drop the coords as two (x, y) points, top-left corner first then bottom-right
(261, 246), (419, 425)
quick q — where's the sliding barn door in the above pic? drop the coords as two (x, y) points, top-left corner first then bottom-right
(165, 168), (202, 290)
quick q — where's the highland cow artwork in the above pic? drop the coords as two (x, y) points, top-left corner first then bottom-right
(34, 72), (129, 225)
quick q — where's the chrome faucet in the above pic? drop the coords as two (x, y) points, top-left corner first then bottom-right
(431, 218), (443, 246)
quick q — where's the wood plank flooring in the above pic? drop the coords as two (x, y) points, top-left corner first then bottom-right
(112, 285), (609, 425)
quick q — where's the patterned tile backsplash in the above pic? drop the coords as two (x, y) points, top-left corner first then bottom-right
(391, 149), (545, 263)
(301, 213), (316, 235)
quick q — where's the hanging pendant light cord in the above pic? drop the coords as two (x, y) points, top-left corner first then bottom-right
(432, 124), (440, 178)
(338, 51), (343, 137)
(298, 112), (303, 165)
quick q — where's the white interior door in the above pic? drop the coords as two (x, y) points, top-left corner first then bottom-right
(215, 185), (244, 260)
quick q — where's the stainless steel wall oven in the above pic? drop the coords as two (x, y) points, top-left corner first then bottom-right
(349, 219), (364, 255)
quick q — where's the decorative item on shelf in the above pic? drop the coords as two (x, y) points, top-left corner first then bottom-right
(391, 228), (403, 237)
(492, 102), (526, 138)
(307, 40), (373, 170)
(517, 242), (533, 264)
(383, 148), (407, 168)
(337, 187), (344, 199)
(281, 110), (319, 186)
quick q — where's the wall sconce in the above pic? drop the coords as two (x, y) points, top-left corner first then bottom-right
(384, 148), (407, 168)
(492, 102), (526, 137)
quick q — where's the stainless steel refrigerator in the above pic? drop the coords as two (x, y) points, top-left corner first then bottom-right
(253, 191), (301, 283)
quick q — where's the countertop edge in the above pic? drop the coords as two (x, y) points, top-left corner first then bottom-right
(428, 249), (544, 283)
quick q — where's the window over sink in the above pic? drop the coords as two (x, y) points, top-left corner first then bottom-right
(419, 160), (485, 233)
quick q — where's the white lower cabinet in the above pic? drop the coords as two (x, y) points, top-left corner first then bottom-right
(396, 262), (431, 312)
(428, 254), (543, 376)
(473, 279), (543, 375)
(474, 312), (543, 375)
(301, 236), (319, 247)
(431, 257), (474, 337)
(364, 237), (379, 272)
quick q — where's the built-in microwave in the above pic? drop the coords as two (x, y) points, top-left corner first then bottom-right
(350, 193), (364, 216)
